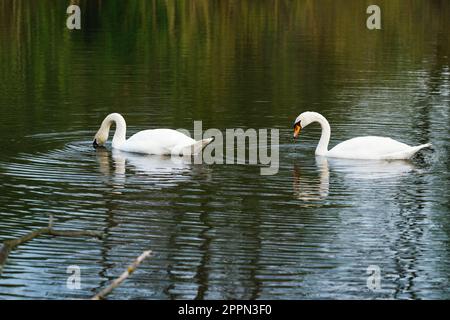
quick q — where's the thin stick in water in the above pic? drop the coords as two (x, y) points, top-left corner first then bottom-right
(91, 250), (152, 300)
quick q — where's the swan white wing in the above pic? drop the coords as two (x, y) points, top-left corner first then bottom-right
(326, 136), (412, 159)
(118, 129), (195, 155)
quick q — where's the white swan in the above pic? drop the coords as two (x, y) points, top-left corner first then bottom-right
(93, 113), (213, 155)
(293, 112), (431, 160)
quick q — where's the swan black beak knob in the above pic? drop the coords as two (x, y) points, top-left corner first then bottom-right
(93, 139), (99, 148)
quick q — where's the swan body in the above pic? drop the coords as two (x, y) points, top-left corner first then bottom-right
(93, 113), (212, 155)
(293, 112), (431, 160)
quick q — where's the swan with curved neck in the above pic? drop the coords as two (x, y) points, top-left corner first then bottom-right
(93, 113), (212, 155)
(293, 111), (431, 160)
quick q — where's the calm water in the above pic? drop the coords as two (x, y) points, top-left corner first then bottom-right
(0, 0), (449, 299)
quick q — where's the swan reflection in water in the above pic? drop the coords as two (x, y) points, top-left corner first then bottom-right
(95, 148), (201, 191)
(293, 156), (330, 202)
(326, 157), (416, 180)
(293, 156), (416, 202)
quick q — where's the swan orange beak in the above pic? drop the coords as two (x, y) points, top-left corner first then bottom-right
(293, 123), (301, 139)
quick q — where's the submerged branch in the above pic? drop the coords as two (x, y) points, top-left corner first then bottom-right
(0, 223), (103, 273)
(91, 250), (152, 300)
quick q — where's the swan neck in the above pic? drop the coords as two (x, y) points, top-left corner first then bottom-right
(104, 113), (127, 148)
(314, 114), (330, 156)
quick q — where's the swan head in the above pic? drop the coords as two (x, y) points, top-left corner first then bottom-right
(93, 127), (109, 148)
(293, 112), (319, 138)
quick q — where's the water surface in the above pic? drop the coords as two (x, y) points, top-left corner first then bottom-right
(0, 0), (449, 299)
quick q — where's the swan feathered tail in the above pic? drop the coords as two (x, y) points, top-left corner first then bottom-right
(384, 143), (432, 160)
(181, 138), (214, 156)
(413, 143), (432, 153)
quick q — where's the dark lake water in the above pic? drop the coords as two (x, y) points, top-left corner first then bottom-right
(0, 1), (449, 299)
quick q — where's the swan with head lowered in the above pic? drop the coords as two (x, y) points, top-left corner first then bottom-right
(93, 113), (213, 155)
(293, 112), (431, 160)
